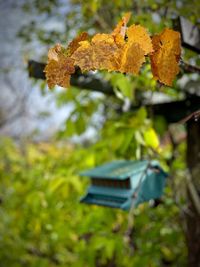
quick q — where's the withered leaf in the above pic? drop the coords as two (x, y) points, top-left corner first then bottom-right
(120, 42), (145, 75)
(112, 12), (131, 38)
(150, 28), (181, 86)
(118, 23), (152, 75)
(45, 13), (181, 90)
(67, 32), (89, 56)
(44, 44), (75, 89)
(72, 33), (123, 72)
(126, 24), (153, 55)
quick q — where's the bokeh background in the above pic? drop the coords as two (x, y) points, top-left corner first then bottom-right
(0, 1), (200, 266)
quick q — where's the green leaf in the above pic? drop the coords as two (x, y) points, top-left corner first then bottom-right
(76, 115), (86, 135)
(111, 73), (133, 99)
(66, 119), (76, 136)
(119, 130), (135, 154)
(137, 107), (147, 122)
(143, 128), (159, 149)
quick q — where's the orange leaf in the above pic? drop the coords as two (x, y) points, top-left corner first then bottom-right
(150, 28), (181, 86)
(44, 44), (75, 89)
(45, 13), (181, 90)
(67, 32), (89, 56)
(112, 12), (131, 38)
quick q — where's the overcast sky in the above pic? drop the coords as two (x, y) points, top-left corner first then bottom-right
(0, 0), (72, 140)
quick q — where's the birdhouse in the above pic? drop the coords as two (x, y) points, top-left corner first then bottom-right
(80, 160), (167, 210)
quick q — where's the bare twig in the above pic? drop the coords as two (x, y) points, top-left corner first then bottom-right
(179, 110), (200, 124)
(0, 76), (33, 129)
(180, 59), (200, 74)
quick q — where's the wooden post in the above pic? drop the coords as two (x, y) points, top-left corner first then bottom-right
(186, 120), (200, 267)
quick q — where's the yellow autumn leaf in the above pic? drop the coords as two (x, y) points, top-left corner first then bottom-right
(44, 32), (88, 89)
(67, 32), (89, 56)
(72, 33), (123, 72)
(112, 12), (131, 38)
(45, 13), (181, 90)
(150, 28), (181, 86)
(120, 42), (145, 75)
(126, 24), (153, 55)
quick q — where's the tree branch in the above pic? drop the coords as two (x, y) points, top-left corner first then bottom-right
(28, 59), (200, 95)
(28, 60), (114, 95)
(180, 59), (200, 75)
(27, 60), (200, 123)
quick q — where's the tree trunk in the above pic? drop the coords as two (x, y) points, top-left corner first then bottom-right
(186, 120), (200, 267)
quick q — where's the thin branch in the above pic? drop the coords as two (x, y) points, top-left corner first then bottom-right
(180, 59), (200, 74)
(0, 76), (33, 128)
(179, 110), (200, 124)
(186, 170), (200, 216)
(0, 108), (26, 128)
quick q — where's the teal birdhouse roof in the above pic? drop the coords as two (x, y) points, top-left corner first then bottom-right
(80, 160), (149, 180)
(80, 160), (167, 210)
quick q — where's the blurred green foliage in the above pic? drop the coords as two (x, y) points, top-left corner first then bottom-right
(0, 137), (187, 267)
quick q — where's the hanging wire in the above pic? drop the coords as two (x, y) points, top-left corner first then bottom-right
(124, 160), (151, 254)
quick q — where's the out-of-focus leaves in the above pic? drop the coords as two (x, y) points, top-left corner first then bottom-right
(0, 138), (187, 266)
(110, 73), (133, 98)
(144, 128), (160, 150)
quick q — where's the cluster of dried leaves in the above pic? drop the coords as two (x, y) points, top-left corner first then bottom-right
(45, 13), (181, 89)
